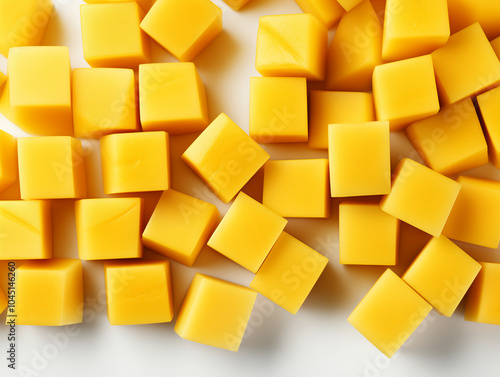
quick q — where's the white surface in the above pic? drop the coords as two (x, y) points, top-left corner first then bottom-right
(1, 1), (500, 376)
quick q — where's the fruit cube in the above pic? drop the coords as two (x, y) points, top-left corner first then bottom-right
(465, 262), (500, 325)
(0, 130), (17, 193)
(83, 0), (157, 12)
(477, 86), (500, 168)
(222, 0), (252, 11)
(0, 71), (5, 87)
(294, 0), (345, 29)
(491, 36), (500, 60)
(337, 0), (363, 11)
(448, 0), (500, 39)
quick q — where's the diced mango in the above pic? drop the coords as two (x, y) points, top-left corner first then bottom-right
(491, 36), (500, 60)
(83, 0), (157, 12)
(0, 130), (16, 193)
(337, 0), (363, 12)
(0, 287), (6, 314)
(465, 262), (500, 325)
(448, 0), (500, 39)
(222, 0), (251, 11)
(294, 0), (345, 29)
(477, 86), (500, 168)
(0, 71), (5, 87)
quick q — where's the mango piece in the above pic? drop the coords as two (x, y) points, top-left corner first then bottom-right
(140, 0), (222, 62)
(83, 0), (157, 12)
(465, 262), (500, 325)
(255, 13), (328, 81)
(0, 130), (17, 193)
(80, 3), (150, 68)
(337, 0), (363, 11)
(250, 232), (328, 315)
(0, 287), (6, 314)
(249, 77), (308, 143)
(18, 136), (87, 200)
(373, 55), (440, 131)
(431, 22), (500, 106)
(448, 0), (500, 39)
(0, 71), (5, 87)
(477, 86), (500, 168)
(0, 200), (51, 260)
(104, 260), (173, 325)
(208, 192), (287, 273)
(328, 121), (390, 197)
(294, 0), (345, 29)
(100, 131), (170, 194)
(16, 259), (83, 326)
(348, 269), (432, 358)
(406, 97), (488, 176)
(182, 113), (269, 203)
(308, 91), (375, 150)
(222, 0), (251, 11)
(491, 36), (500, 60)
(175, 273), (257, 351)
(380, 158), (461, 237)
(443, 176), (500, 249)
(143, 189), (219, 266)
(139, 63), (208, 134)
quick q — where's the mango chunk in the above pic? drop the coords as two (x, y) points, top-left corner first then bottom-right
(477, 86), (500, 168)
(0, 130), (17, 193)
(0, 200), (51, 260)
(0, 71), (5, 87)
(143, 189), (219, 266)
(465, 262), (500, 325)
(255, 13), (328, 81)
(182, 113), (269, 203)
(249, 77), (308, 143)
(337, 0), (363, 12)
(222, 0), (251, 11)
(18, 136), (87, 200)
(175, 273), (257, 352)
(0, 287), (6, 314)
(83, 0), (157, 12)
(491, 36), (500, 60)
(294, 0), (345, 29)
(104, 260), (173, 325)
(448, 0), (500, 39)
(348, 269), (432, 358)
(443, 176), (500, 249)
(380, 158), (461, 237)
(208, 192), (287, 273)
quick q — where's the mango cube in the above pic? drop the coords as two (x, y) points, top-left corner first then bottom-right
(250, 232), (328, 315)
(380, 158), (460, 237)
(16, 259), (83, 326)
(491, 36), (500, 60)
(222, 0), (251, 11)
(143, 189), (219, 266)
(182, 113), (269, 203)
(100, 131), (170, 194)
(0, 130), (17, 193)
(249, 77), (308, 143)
(140, 0), (222, 62)
(83, 0), (157, 12)
(18, 137), (87, 200)
(477, 86), (500, 168)
(175, 273), (257, 351)
(255, 13), (328, 81)
(294, 0), (345, 29)
(0, 71), (5, 87)
(0, 200), (51, 260)
(448, 0), (500, 39)
(348, 269), (432, 358)
(328, 121), (390, 197)
(104, 260), (173, 325)
(0, 287), (6, 314)
(208, 192), (287, 273)
(337, 0), (363, 11)
(465, 262), (500, 325)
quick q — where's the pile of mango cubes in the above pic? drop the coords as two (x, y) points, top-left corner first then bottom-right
(0, 0), (500, 358)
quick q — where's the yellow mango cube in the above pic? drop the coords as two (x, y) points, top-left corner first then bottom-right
(326, 0), (382, 92)
(294, 0), (345, 29)
(308, 91), (375, 150)
(406, 98), (488, 176)
(0, 130), (17, 193)
(182, 113), (269, 203)
(222, 0), (251, 11)
(83, 0), (157, 12)
(140, 0), (222, 62)
(465, 262), (500, 325)
(339, 200), (399, 265)
(18, 137), (87, 200)
(104, 260), (173, 325)
(143, 189), (219, 266)
(491, 36), (500, 60)
(328, 121), (390, 197)
(337, 0), (363, 11)
(402, 235), (481, 317)
(0, 287), (6, 314)
(8, 46), (72, 136)
(175, 273), (257, 351)
(477, 86), (500, 168)
(139, 63), (208, 134)
(100, 131), (170, 194)
(0, 200), (51, 260)
(73, 68), (139, 139)
(373, 55), (440, 131)
(208, 192), (287, 273)
(263, 159), (330, 218)
(0, 71), (5, 87)
(443, 176), (500, 249)
(431, 22), (500, 106)
(250, 232), (328, 315)
(255, 13), (328, 81)
(249, 77), (308, 143)
(16, 259), (83, 326)
(348, 269), (432, 358)
(448, 0), (500, 39)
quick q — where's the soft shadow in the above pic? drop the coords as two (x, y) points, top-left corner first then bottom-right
(241, 166), (264, 202)
(50, 199), (78, 259)
(392, 222), (432, 276)
(302, 262), (344, 313)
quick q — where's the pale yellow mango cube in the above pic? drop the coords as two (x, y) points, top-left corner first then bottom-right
(477, 86), (500, 168)
(465, 262), (500, 325)
(294, 0), (345, 29)
(0, 130), (17, 193)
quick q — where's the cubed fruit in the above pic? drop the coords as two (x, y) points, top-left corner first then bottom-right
(0, 130), (17, 193)
(491, 36), (500, 60)
(0, 71), (5, 87)
(337, 0), (363, 11)
(477, 86), (500, 168)
(448, 0), (500, 39)
(294, 0), (345, 29)
(465, 262), (500, 325)
(83, 0), (157, 13)
(222, 0), (252, 11)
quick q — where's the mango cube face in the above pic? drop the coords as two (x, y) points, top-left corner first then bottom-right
(100, 131), (170, 194)
(249, 77), (308, 143)
(477, 86), (500, 168)
(443, 176), (500, 249)
(16, 259), (83, 326)
(18, 137), (87, 200)
(222, 0), (251, 11)
(406, 98), (488, 176)
(328, 121), (390, 197)
(255, 14), (328, 81)
(0, 288), (6, 314)
(105, 260), (173, 325)
(139, 63), (208, 134)
(262, 159), (330, 218)
(491, 36), (500, 60)
(0, 71), (5, 88)
(448, 0), (500, 39)
(465, 262), (500, 325)
(0, 200), (51, 260)
(294, 0), (345, 29)
(140, 0), (222, 62)
(175, 273), (257, 351)
(182, 113), (270, 203)
(208, 192), (287, 273)
(0, 130), (17, 193)
(250, 232), (328, 315)
(142, 189), (219, 266)
(83, 0), (157, 13)
(348, 269), (432, 358)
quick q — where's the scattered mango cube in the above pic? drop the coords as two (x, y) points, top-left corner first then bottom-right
(465, 262), (500, 325)
(448, 0), (500, 39)
(294, 0), (345, 29)
(477, 86), (500, 168)
(83, 0), (157, 12)
(222, 0), (252, 11)
(0, 130), (16, 193)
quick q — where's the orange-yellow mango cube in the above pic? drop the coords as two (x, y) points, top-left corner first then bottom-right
(0, 71), (5, 87)
(465, 262), (500, 325)
(222, 0), (252, 11)
(0, 287), (6, 314)
(294, 0), (345, 29)
(337, 0), (363, 11)
(83, 0), (157, 12)
(477, 86), (500, 168)
(0, 130), (17, 193)
(175, 273), (257, 352)
(448, 0), (500, 39)
(491, 36), (500, 60)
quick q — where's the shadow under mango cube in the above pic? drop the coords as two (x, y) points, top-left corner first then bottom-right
(0, 130), (17, 193)
(477, 86), (500, 168)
